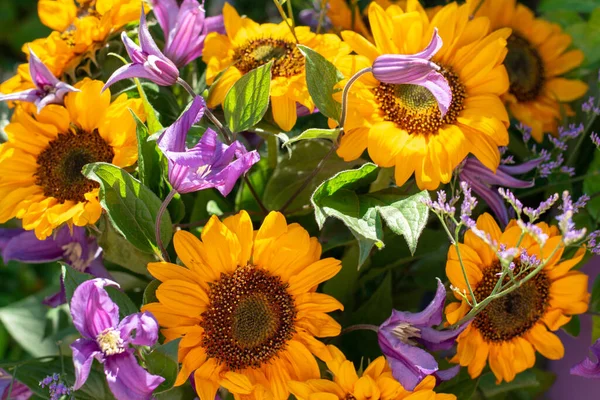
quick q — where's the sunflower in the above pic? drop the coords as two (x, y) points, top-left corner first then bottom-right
(445, 213), (589, 383)
(289, 345), (456, 400)
(468, 0), (588, 142)
(202, 3), (351, 131)
(0, 79), (144, 240)
(334, 1), (510, 190)
(142, 211), (343, 399)
(0, 0), (143, 98)
(321, 0), (372, 39)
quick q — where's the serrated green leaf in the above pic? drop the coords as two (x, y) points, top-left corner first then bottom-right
(131, 110), (165, 195)
(223, 62), (272, 133)
(145, 339), (180, 393)
(82, 162), (172, 255)
(311, 163), (429, 267)
(298, 44), (344, 122)
(262, 141), (363, 212)
(281, 128), (341, 148)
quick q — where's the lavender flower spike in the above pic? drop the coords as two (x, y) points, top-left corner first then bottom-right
(70, 278), (164, 400)
(372, 28), (452, 116)
(150, 0), (224, 68)
(378, 278), (468, 390)
(158, 96), (260, 195)
(460, 156), (543, 226)
(103, 7), (179, 90)
(571, 339), (600, 378)
(0, 48), (78, 113)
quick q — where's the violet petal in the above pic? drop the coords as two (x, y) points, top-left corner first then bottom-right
(157, 96), (206, 153)
(571, 339), (600, 379)
(70, 338), (102, 390)
(420, 72), (452, 117)
(102, 63), (160, 92)
(70, 279), (120, 339)
(2, 230), (63, 264)
(104, 350), (165, 400)
(499, 157), (544, 175)
(0, 89), (40, 104)
(150, 0), (179, 35)
(28, 47), (59, 88)
(117, 312), (159, 347)
(418, 322), (469, 351)
(380, 278), (446, 328)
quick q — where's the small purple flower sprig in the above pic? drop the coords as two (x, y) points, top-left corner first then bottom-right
(40, 373), (72, 400)
(423, 182), (592, 329)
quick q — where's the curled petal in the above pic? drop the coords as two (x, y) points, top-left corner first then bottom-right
(150, 0), (179, 35)
(28, 47), (58, 88)
(104, 350), (165, 400)
(499, 158), (544, 175)
(121, 32), (145, 64)
(118, 311), (159, 347)
(0, 89), (40, 104)
(413, 28), (443, 59)
(158, 96), (206, 153)
(420, 72), (452, 117)
(2, 229), (64, 263)
(571, 339), (600, 379)
(103, 64), (161, 92)
(373, 56), (441, 84)
(138, 6), (164, 58)
(70, 278), (120, 339)
(381, 278), (446, 328)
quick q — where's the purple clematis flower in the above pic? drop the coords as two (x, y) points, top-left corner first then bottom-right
(0, 48), (78, 113)
(372, 28), (451, 116)
(0, 369), (32, 400)
(460, 156), (543, 226)
(0, 226), (109, 307)
(150, 0), (225, 68)
(571, 339), (600, 378)
(103, 7), (179, 90)
(70, 278), (164, 400)
(157, 96), (260, 195)
(378, 278), (468, 391)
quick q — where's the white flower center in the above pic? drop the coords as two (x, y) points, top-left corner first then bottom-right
(196, 164), (212, 178)
(391, 322), (421, 346)
(96, 328), (125, 356)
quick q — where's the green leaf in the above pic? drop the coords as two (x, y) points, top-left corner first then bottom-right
(96, 216), (156, 275)
(562, 315), (581, 337)
(82, 162), (172, 255)
(12, 357), (112, 400)
(437, 369), (479, 399)
(262, 141), (362, 211)
(479, 370), (540, 398)
(298, 45), (344, 122)
(351, 271), (392, 325)
(593, 315), (600, 341)
(62, 265), (139, 318)
(311, 163), (430, 266)
(0, 290), (59, 357)
(223, 62), (272, 133)
(143, 279), (160, 305)
(145, 339), (180, 393)
(539, 0), (600, 13)
(131, 110), (165, 196)
(280, 128), (341, 149)
(584, 150), (600, 220)
(591, 274), (600, 312)
(134, 79), (164, 134)
(236, 158), (270, 213)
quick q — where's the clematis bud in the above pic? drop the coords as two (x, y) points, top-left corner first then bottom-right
(103, 7), (179, 90)
(150, 0), (225, 68)
(372, 29), (452, 116)
(0, 48), (78, 113)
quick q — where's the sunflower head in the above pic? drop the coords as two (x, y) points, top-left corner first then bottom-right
(202, 3), (350, 131)
(335, 0), (510, 191)
(0, 78), (144, 239)
(142, 211), (343, 400)
(469, 0), (588, 141)
(445, 213), (590, 383)
(289, 345), (457, 400)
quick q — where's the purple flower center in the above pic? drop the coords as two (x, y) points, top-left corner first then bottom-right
(391, 322), (421, 346)
(233, 38), (304, 77)
(472, 260), (550, 342)
(373, 66), (465, 135)
(505, 33), (545, 102)
(96, 327), (125, 356)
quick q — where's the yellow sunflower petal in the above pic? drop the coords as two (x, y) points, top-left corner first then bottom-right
(271, 95), (298, 132)
(288, 258), (342, 295)
(545, 78), (588, 102)
(222, 210), (254, 267)
(524, 323), (564, 360)
(155, 280), (209, 317)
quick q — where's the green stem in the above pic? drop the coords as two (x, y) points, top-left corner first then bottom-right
(341, 324), (379, 335)
(156, 189), (177, 262)
(273, 0), (299, 43)
(267, 134), (278, 170)
(454, 225), (477, 306)
(340, 67), (372, 128)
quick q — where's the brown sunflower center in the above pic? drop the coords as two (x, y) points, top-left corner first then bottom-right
(373, 66), (465, 135)
(233, 38), (304, 77)
(472, 261), (550, 342)
(35, 129), (114, 203)
(505, 33), (545, 102)
(200, 265), (296, 370)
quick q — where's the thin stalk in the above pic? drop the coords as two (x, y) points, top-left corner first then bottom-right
(244, 175), (269, 215)
(453, 225), (477, 306)
(177, 77), (196, 98)
(279, 144), (336, 213)
(273, 0), (299, 43)
(316, 0), (329, 34)
(341, 324), (379, 335)
(267, 134), (278, 169)
(156, 189), (177, 262)
(340, 67), (372, 128)
(469, 0), (486, 19)
(286, 0), (296, 32)
(6, 366), (15, 399)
